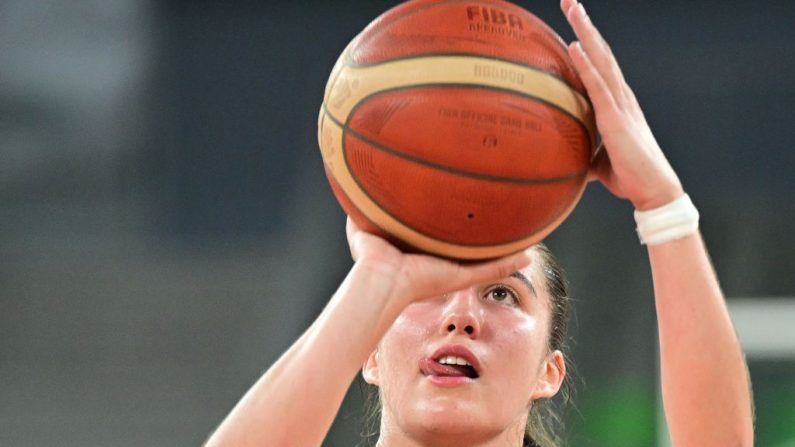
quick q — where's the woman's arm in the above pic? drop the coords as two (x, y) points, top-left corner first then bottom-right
(649, 233), (753, 446)
(204, 221), (530, 447)
(561, 1), (753, 445)
(204, 262), (403, 447)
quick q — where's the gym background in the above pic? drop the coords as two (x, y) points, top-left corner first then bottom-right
(2, 1), (793, 446)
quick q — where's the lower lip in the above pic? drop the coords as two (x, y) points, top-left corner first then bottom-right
(425, 375), (477, 387)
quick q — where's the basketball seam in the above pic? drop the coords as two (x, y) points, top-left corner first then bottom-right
(347, 0), (583, 95)
(327, 54), (595, 146)
(346, 52), (587, 98)
(345, 81), (593, 149)
(325, 170), (413, 251)
(323, 109), (573, 248)
(321, 104), (585, 248)
(320, 103), (588, 253)
(323, 85), (590, 184)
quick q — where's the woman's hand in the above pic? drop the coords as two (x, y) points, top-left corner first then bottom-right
(561, 0), (684, 210)
(346, 217), (531, 306)
(205, 219), (529, 447)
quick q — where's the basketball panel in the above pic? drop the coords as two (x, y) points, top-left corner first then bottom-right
(344, 134), (585, 246)
(351, 0), (584, 92)
(346, 86), (591, 180)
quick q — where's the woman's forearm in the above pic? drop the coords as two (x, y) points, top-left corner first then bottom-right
(203, 219), (530, 447)
(649, 232), (753, 446)
(205, 262), (402, 447)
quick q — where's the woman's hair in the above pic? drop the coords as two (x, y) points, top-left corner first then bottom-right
(359, 243), (573, 447)
(522, 243), (572, 447)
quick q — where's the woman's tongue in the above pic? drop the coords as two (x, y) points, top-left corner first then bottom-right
(420, 358), (477, 378)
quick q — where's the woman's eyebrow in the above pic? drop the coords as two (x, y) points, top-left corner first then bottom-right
(510, 271), (537, 298)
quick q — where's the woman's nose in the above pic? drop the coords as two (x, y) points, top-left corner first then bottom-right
(439, 290), (482, 338)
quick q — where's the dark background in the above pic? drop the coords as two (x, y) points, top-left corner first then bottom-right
(1, 1), (793, 446)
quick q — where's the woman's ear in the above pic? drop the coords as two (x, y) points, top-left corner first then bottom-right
(530, 350), (566, 400)
(362, 349), (381, 386)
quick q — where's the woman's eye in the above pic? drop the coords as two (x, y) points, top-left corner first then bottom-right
(485, 286), (518, 306)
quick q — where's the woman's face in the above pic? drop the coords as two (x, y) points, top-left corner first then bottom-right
(363, 254), (565, 444)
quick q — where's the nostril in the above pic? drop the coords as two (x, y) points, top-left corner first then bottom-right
(447, 324), (455, 332)
(465, 326), (474, 335)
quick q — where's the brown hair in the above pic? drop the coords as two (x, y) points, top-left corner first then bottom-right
(360, 243), (573, 447)
(522, 243), (573, 447)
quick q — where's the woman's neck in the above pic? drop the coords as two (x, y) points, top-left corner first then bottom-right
(375, 418), (525, 447)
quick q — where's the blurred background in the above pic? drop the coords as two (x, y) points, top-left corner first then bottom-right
(1, 0), (793, 446)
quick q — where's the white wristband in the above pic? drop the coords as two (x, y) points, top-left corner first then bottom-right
(634, 194), (699, 246)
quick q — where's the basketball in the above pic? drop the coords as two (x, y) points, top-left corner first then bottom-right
(318, 0), (596, 260)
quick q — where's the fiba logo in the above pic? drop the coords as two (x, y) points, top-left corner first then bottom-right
(466, 6), (524, 29)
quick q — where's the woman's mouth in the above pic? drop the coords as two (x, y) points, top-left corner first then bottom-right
(419, 357), (479, 379)
(419, 345), (482, 386)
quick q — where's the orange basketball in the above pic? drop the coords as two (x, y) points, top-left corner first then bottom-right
(318, 0), (596, 260)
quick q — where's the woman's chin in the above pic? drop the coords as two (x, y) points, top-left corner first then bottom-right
(386, 397), (525, 445)
(412, 400), (489, 433)
(405, 411), (503, 447)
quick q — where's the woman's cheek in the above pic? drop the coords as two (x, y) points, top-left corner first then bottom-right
(392, 302), (439, 341)
(381, 306), (436, 375)
(492, 314), (543, 369)
(511, 314), (539, 336)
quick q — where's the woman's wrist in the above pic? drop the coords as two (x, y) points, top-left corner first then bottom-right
(349, 258), (401, 298)
(634, 193), (699, 246)
(345, 260), (410, 322)
(313, 262), (405, 369)
(631, 176), (684, 211)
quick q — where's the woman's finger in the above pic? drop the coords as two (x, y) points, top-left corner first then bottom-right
(564, 2), (630, 108)
(446, 250), (532, 293)
(560, 0), (577, 17)
(567, 40), (619, 118)
(396, 249), (532, 303)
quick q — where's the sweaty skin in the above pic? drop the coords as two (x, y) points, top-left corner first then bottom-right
(204, 2), (754, 446)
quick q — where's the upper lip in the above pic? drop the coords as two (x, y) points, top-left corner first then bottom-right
(428, 344), (482, 375)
